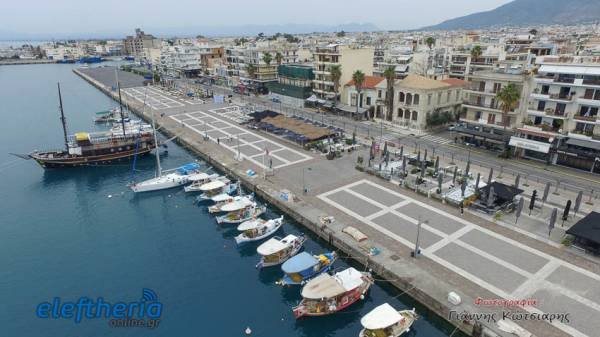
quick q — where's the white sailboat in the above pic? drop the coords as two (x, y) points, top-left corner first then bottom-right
(234, 215), (284, 245)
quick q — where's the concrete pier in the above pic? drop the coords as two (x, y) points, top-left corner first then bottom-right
(74, 67), (596, 337)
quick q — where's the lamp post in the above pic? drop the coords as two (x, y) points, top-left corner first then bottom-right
(302, 167), (312, 194)
(413, 215), (429, 258)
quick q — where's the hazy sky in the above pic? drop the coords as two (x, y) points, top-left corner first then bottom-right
(1, 0), (512, 35)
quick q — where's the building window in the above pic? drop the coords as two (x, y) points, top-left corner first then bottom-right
(413, 94), (420, 105)
(437, 92), (442, 104)
(378, 90), (382, 98)
(366, 97), (371, 106)
(475, 111), (482, 120)
(397, 108), (403, 118)
(446, 91), (451, 102)
(398, 92), (405, 102)
(406, 93), (412, 105)
(411, 111), (418, 121)
(427, 94), (432, 105)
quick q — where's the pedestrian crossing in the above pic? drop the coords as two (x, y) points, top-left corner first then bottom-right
(420, 134), (452, 145)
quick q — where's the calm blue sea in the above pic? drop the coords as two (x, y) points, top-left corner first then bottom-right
(0, 63), (464, 337)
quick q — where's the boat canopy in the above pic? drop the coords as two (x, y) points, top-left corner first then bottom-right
(360, 303), (402, 330)
(301, 273), (346, 299)
(187, 172), (211, 182)
(211, 193), (232, 202)
(220, 198), (253, 212)
(282, 252), (318, 273)
(257, 237), (289, 256)
(177, 162), (201, 174)
(237, 218), (263, 231)
(199, 180), (226, 191)
(75, 132), (90, 141)
(335, 267), (364, 291)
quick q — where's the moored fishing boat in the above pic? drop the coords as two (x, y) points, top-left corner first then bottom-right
(196, 180), (238, 201)
(234, 216), (284, 245)
(292, 267), (374, 319)
(208, 195), (254, 214)
(215, 204), (266, 225)
(183, 173), (221, 192)
(359, 303), (417, 337)
(130, 162), (201, 193)
(255, 234), (306, 269)
(278, 251), (337, 286)
(94, 107), (129, 123)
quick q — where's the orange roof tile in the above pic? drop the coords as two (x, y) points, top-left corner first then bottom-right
(345, 76), (385, 89)
(441, 78), (468, 87)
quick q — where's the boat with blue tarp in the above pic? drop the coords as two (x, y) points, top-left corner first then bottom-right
(278, 251), (337, 286)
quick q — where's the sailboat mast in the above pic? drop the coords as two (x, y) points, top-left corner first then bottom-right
(57, 83), (69, 151)
(150, 107), (162, 177)
(115, 68), (126, 137)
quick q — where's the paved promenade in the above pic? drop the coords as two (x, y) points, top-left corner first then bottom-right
(74, 68), (600, 337)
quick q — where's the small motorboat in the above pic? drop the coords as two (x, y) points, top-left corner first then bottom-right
(215, 205), (266, 225)
(255, 234), (306, 269)
(234, 216), (284, 245)
(293, 267), (374, 319)
(183, 173), (222, 192)
(278, 251), (337, 286)
(196, 180), (238, 201)
(130, 162), (202, 193)
(208, 195), (254, 214)
(359, 303), (418, 337)
(94, 107), (129, 123)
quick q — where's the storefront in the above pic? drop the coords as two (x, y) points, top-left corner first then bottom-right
(509, 127), (559, 163)
(557, 136), (600, 174)
(454, 124), (512, 152)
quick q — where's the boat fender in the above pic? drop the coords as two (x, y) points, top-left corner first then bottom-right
(244, 327), (252, 335)
(360, 295), (365, 300)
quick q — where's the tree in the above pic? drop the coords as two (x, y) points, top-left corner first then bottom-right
(262, 52), (272, 65)
(336, 30), (346, 37)
(275, 52), (283, 65)
(245, 64), (257, 79)
(425, 36), (435, 49)
(352, 70), (365, 118)
(496, 83), (521, 130)
(330, 64), (342, 103)
(257, 32), (265, 39)
(471, 45), (483, 60)
(383, 65), (396, 121)
(529, 29), (538, 36)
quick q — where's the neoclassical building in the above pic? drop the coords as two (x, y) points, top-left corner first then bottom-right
(392, 75), (466, 130)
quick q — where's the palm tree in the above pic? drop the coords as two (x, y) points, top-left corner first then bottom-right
(424, 37), (435, 50)
(496, 83), (520, 130)
(352, 70), (365, 119)
(275, 52), (283, 65)
(262, 52), (273, 66)
(471, 45), (483, 61)
(329, 64), (342, 103)
(383, 65), (396, 121)
(245, 64), (257, 79)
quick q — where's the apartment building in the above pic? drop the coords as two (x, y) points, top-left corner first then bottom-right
(448, 50), (499, 80)
(516, 55), (600, 171)
(312, 44), (374, 99)
(372, 46), (413, 79)
(159, 45), (202, 77)
(124, 28), (161, 58)
(391, 74), (465, 131)
(342, 76), (386, 119)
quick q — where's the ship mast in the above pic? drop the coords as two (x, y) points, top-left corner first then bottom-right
(115, 68), (127, 137)
(150, 106), (162, 177)
(57, 83), (69, 151)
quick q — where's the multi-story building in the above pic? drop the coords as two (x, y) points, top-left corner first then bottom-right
(267, 64), (314, 100)
(124, 28), (161, 58)
(342, 76), (386, 119)
(515, 55), (600, 170)
(373, 47), (413, 79)
(312, 44), (374, 99)
(391, 74), (465, 131)
(159, 45), (202, 77)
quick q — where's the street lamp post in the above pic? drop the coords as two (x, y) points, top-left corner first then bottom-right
(413, 216), (428, 258)
(302, 167), (312, 194)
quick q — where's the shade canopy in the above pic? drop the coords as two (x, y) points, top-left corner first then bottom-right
(177, 162), (201, 174)
(219, 198), (253, 212)
(237, 218), (264, 231)
(256, 235), (297, 256)
(360, 303), (402, 330)
(566, 212), (600, 245)
(281, 252), (317, 273)
(479, 181), (523, 202)
(199, 180), (225, 191)
(301, 273), (346, 299)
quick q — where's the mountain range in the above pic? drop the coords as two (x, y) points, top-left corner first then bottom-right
(423, 0), (600, 30)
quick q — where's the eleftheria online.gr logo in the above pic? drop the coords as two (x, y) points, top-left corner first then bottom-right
(35, 288), (162, 329)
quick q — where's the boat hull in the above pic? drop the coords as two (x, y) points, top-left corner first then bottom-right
(130, 174), (188, 193)
(234, 219), (283, 245)
(30, 146), (154, 168)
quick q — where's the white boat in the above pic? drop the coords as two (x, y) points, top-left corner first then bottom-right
(183, 173), (222, 192)
(216, 205), (266, 225)
(256, 234), (306, 268)
(234, 215), (284, 245)
(208, 195), (254, 214)
(197, 180), (238, 201)
(94, 107), (129, 123)
(359, 304), (417, 337)
(130, 162), (201, 193)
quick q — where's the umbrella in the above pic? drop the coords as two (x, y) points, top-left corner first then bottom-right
(475, 173), (481, 193)
(562, 200), (571, 225)
(487, 167), (494, 186)
(542, 182), (551, 205)
(487, 186), (495, 207)
(434, 156), (439, 173)
(385, 150), (390, 167)
(420, 160), (425, 178)
(529, 190), (537, 215)
(461, 179), (467, 197)
(514, 174), (520, 189)
(402, 156), (407, 175)
(465, 161), (470, 178)
(417, 151), (421, 163)
(452, 166), (457, 184)
(383, 141), (388, 158)
(399, 146), (404, 158)
(515, 197), (524, 224)
(438, 172), (443, 192)
(549, 208), (557, 235)
(574, 191), (583, 216)
(352, 132), (356, 145)
(424, 149), (428, 163)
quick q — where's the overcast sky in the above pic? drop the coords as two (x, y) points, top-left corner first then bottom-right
(1, 0), (512, 35)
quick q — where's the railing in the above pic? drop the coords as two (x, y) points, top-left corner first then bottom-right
(549, 93), (574, 101)
(574, 115), (598, 122)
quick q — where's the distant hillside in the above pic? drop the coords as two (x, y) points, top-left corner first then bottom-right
(423, 0), (600, 30)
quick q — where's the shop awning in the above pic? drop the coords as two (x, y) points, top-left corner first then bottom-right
(566, 212), (600, 245)
(509, 137), (551, 153)
(480, 181), (524, 201)
(336, 103), (367, 115)
(566, 137), (600, 151)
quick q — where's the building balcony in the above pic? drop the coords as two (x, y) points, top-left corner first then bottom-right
(577, 97), (600, 107)
(313, 79), (334, 86)
(463, 101), (503, 113)
(573, 115), (600, 124)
